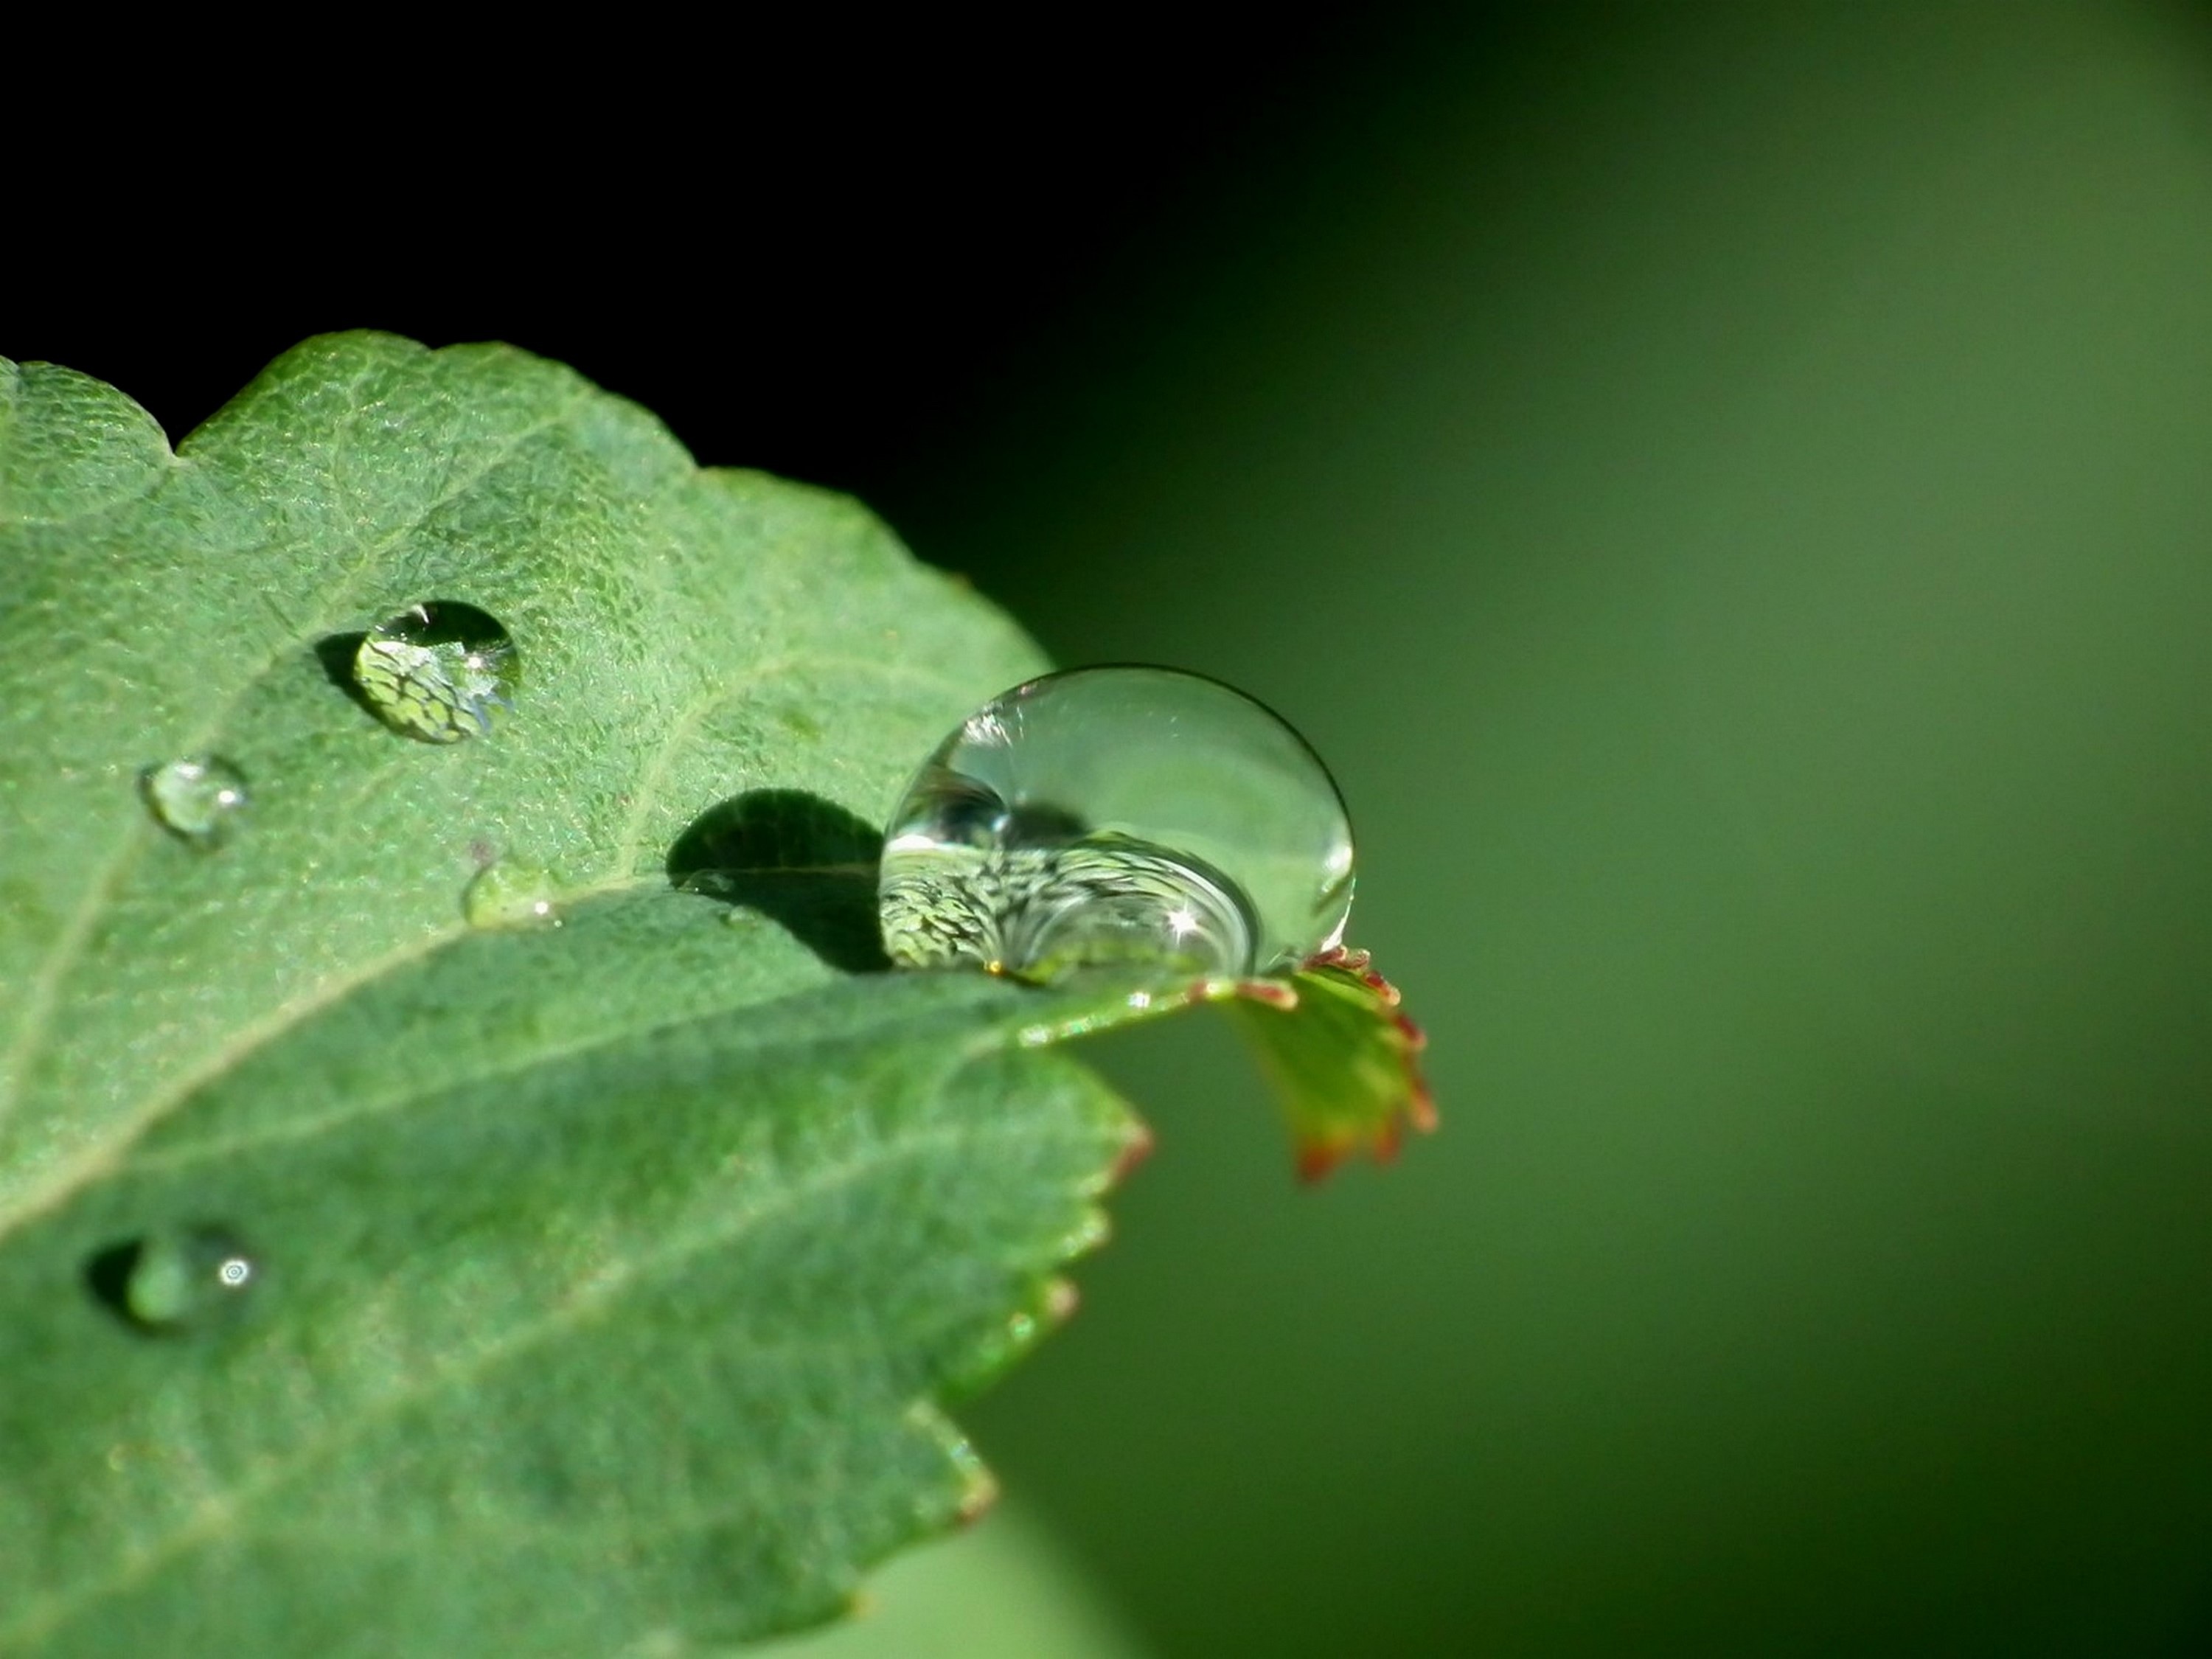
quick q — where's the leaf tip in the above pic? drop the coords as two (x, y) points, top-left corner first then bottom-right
(956, 1467), (1002, 1528)
(1294, 1138), (1353, 1183)
(1106, 1121), (1157, 1187)
(1043, 1274), (1082, 1327)
(1219, 947), (1436, 1183)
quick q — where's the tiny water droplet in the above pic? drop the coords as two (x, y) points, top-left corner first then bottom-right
(878, 667), (1355, 980)
(100, 1225), (260, 1335)
(462, 860), (560, 928)
(352, 600), (517, 743)
(140, 757), (249, 845)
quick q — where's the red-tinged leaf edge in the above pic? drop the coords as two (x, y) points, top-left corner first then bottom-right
(1013, 946), (1435, 1180)
(1217, 945), (1436, 1180)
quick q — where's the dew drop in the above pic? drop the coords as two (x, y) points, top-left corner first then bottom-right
(462, 860), (560, 928)
(98, 1225), (260, 1335)
(352, 600), (517, 743)
(878, 666), (1355, 980)
(140, 757), (248, 845)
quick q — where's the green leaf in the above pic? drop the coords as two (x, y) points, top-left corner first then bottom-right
(0, 334), (1433, 1657)
(0, 336), (1136, 1655)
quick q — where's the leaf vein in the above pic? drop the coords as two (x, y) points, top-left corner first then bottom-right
(608, 653), (978, 873)
(0, 1109), (1060, 1651)
(0, 389), (594, 1139)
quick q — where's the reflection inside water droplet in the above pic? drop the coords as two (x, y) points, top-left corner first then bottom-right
(140, 757), (248, 845)
(352, 600), (516, 743)
(88, 1225), (261, 1335)
(462, 860), (560, 928)
(877, 666), (1355, 980)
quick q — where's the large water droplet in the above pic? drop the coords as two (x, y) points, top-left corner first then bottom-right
(140, 757), (248, 845)
(102, 1225), (260, 1335)
(352, 600), (516, 743)
(878, 666), (1355, 980)
(462, 860), (560, 928)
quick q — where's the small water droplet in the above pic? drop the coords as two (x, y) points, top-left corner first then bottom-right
(140, 757), (249, 845)
(462, 860), (560, 928)
(93, 1225), (260, 1335)
(352, 600), (516, 743)
(878, 667), (1355, 980)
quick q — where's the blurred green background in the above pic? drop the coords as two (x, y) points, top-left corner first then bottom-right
(20, 1), (2212, 1652)
(867, 1), (2212, 1653)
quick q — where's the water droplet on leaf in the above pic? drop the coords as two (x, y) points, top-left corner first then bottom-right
(140, 757), (248, 845)
(352, 600), (516, 743)
(463, 860), (560, 928)
(878, 666), (1354, 980)
(103, 1225), (260, 1335)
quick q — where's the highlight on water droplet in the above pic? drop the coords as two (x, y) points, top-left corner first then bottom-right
(352, 600), (517, 743)
(462, 860), (560, 928)
(140, 757), (248, 845)
(87, 1225), (261, 1335)
(877, 666), (1355, 981)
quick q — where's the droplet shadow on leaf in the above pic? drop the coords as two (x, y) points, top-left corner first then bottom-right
(668, 790), (891, 974)
(313, 632), (380, 720)
(83, 1228), (260, 1337)
(83, 1239), (142, 1326)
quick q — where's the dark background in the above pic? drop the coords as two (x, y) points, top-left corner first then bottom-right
(13, 5), (1435, 547)
(18, 3), (2212, 1653)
